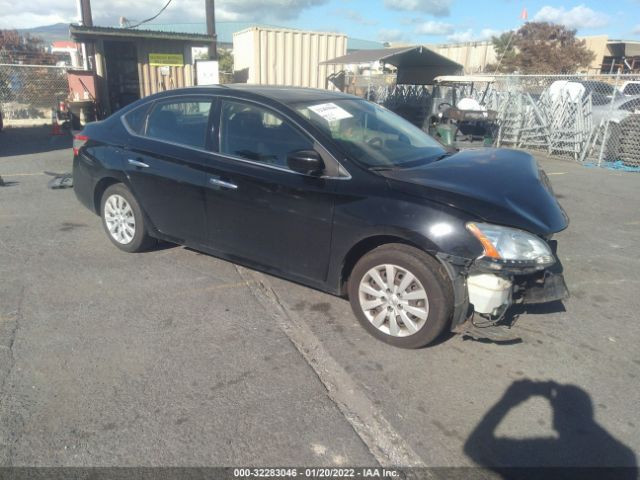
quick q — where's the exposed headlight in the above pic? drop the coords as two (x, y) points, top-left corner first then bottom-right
(466, 222), (555, 268)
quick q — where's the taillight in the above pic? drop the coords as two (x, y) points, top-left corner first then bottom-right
(73, 134), (88, 156)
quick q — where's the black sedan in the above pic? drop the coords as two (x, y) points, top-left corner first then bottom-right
(73, 85), (568, 348)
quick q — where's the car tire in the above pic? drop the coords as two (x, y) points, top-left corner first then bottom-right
(100, 183), (156, 253)
(348, 244), (453, 348)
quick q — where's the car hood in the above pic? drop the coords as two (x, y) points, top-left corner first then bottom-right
(381, 148), (569, 235)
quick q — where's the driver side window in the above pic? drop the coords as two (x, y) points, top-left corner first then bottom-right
(219, 99), (314, 169)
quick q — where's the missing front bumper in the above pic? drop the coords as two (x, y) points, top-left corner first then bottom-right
(517, 271), (570, 305)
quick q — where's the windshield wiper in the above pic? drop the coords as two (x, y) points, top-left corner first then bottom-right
(368, 166), (397, 171)
(432, 151), (454, 161)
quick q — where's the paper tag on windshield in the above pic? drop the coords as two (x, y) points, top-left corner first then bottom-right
(308, 103), (352, 122)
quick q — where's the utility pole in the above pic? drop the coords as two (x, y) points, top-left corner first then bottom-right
(77, 0), (94, 70)
(205, 0), (218, 60)
(79, 0), (93, 26)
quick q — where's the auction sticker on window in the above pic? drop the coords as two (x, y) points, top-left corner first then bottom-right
(308, 103), (352, 122)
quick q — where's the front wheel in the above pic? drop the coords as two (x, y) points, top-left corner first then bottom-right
(348, 244), (453, 348)
(100, 183), (156, 253)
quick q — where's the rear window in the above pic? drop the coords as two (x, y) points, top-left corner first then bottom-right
(122, 104), (151, 135)
(144, 99), (212, 149)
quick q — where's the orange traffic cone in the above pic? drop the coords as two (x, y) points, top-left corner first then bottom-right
(50, 119), (64, 136)
(50, 108), (64, 136)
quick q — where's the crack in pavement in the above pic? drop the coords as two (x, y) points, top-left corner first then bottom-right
(0, 285), (26, 465)
(234, 265), (429, 471)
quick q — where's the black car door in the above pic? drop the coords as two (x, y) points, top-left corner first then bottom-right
(123, 96), (214, 245)
(204, 97), (339, 283)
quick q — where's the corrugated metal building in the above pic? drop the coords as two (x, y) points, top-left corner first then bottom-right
(70, 24), (214, 114)
(428, 35), (637, 74)
(233, 27), (347, 89)
(429, 41), (497, 74)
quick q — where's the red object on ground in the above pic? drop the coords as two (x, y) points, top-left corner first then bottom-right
(50, 121), (64, 136)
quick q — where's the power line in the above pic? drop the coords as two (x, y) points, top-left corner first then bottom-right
(126, 0), (174, 29)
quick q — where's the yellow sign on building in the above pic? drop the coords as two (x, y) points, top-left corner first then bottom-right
(149, 53), (184, 66)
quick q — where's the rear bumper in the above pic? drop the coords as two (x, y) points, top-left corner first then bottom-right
(73, 154), (96, 213)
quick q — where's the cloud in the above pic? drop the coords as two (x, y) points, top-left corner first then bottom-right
(215, 0), (328, 21)
(532, 5), (609, 29)
(384, 0), (452, 17)
(377, 28), (407, 43)
(415, 20), (454, 35)
(334, 8), (378, 26)
(0, 0), (328, 29)
(633, 25), (640, 35)
(0, 0), (75, 28)
(0, 12), (70, 29)
(445, 28), (502, 43)
(446, 29), (474, 43)
(479, 28), (502, 39)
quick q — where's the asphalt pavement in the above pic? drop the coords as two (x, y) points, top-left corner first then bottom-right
(0, 127), (638, 471)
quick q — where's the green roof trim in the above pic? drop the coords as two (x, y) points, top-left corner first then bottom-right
(69, 24), (214, 42)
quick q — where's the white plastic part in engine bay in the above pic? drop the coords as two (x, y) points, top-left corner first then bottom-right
(467, 274), (512, 315)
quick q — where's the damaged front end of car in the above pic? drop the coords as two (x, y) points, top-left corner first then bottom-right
(445, 222), (569, 342)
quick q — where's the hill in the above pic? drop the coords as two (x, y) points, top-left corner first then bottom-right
(15, 23), (70, 44)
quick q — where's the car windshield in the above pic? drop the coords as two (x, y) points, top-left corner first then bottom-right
(294, 98), (446, 169)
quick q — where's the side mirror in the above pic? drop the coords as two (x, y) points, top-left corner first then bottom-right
(287, 150), (325, 176)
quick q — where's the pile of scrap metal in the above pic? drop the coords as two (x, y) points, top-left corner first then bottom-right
(46, 171), (73, 189)
(377, 84), (433, 129)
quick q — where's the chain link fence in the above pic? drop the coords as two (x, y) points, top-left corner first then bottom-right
(484, 74), (640, 167)
(355, 73), (640, 169)
(0, 64), (69, 127)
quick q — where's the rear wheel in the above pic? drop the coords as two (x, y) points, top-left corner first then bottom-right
(348, 244), (453, 348)
(100, 183), (156, 253)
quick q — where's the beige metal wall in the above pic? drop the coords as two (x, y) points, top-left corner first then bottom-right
(578, 35), (609, 72)
(233, 27), (347, 89)
(432, 36), (611, 74)
(134, 39), (197, 97)
(430, 41), (497, 74)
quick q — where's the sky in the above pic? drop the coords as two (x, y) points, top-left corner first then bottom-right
(1, 0), (639, 43)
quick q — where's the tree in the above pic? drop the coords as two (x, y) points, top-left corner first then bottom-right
(491, 31), (518, 72)
(487, 22), (595, 74)
(0, 29), (57, 65)
(218, 49), (233, 73)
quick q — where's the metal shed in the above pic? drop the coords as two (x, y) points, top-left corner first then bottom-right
(70, 24), (214, 114)
(232, 27), (347, 89)
(321, 45), (463, 85)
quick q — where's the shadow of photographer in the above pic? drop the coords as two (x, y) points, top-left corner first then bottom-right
(464, 380), (638, 479)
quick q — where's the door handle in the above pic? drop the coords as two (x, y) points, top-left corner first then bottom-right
(209, 178), (238, 190)
(128, 159), (149, 168)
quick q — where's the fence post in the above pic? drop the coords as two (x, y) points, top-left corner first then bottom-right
(597, 69), (621, 166)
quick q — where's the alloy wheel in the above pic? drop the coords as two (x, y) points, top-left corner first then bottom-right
(358, 263), (430, 337)
(103, 194), (136, 245)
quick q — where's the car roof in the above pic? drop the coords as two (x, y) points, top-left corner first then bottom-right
(223, 84), (358, 104)
(158, 84), (360, 106)
(593, 94), (640, 109)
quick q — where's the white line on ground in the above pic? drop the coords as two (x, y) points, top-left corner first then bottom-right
(1, 172), (46, 177)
